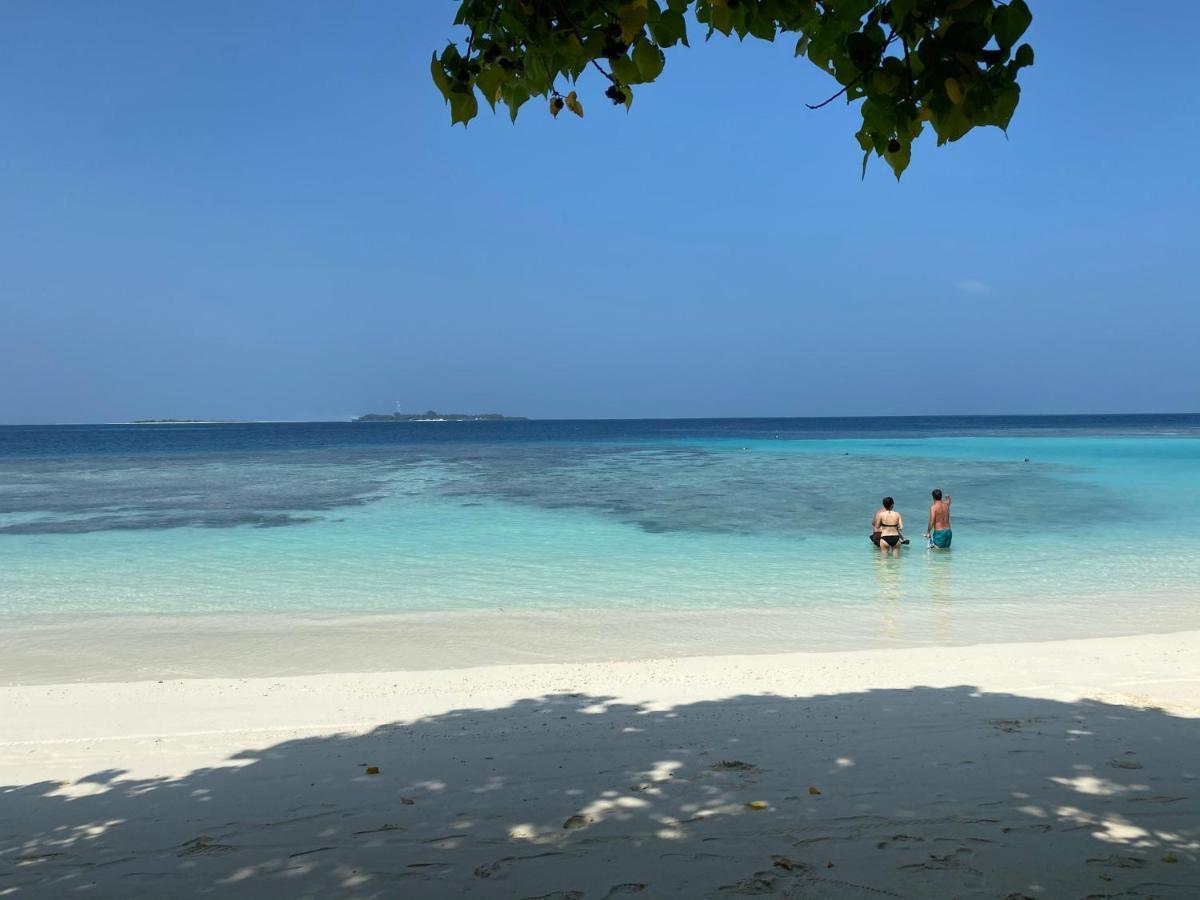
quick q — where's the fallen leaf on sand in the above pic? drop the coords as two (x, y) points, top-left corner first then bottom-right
(713, 760), (757, 772)
(746, 800), (769, 810)
(808, 786), (821, 795)
(365, 766), (380, 775)
(563, 814), (591, 829)
(773, 856), (797, 870)
(1162, 852), (1178, 863)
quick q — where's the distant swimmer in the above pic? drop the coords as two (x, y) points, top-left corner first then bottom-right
(925, 489), (952, 549)
(872, 497), (905, 557)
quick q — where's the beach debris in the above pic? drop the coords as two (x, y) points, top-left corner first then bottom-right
(745, 800), (769, 810)
(808, 786), (821, 795)
(520, 892), (584, 900)
(352, 824), (404, 835)
(563, 814), (591, 829)
(629, 782), (652, 792)
(1108, 757), (1143, 770)
(288, 846), (334, 859)
(1162, 852), (1179, 863)
(771, 856), (798, 871)
(825, 860), (834, 868)
(364, 766), (380, 775)
(400, 797), (416, 805)
(712, 760), (757, 772)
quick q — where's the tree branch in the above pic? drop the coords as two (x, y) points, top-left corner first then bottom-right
(806, 27), (898, 111)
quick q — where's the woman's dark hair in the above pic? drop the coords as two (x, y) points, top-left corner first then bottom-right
(932, 488), (943, 500)
(882, 497), (894, 510)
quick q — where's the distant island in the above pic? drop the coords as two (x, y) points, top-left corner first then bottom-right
(354, 410), (527, 422)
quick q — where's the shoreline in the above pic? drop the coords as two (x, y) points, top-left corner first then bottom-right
(5, 601), (1200, 686)
(3, 631), (1198, 897)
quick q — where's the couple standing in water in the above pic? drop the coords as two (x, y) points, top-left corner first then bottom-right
(871, 489), (953, 556)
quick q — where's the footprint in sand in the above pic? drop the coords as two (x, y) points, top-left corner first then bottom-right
(176, 836), (236, 858)
(711, 760), (758, 772)
(474, 852), (564, 879)
(1001, 823), (1051, 834)
(601, 885), (647, 899)
(876, 834), (925, 849)
(1086, 853), (1149, 869)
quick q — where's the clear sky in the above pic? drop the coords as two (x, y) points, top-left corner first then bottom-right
(2, 2), (1197, 423)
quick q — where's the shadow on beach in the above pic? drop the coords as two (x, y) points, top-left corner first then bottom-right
(3, 686), (1198, 898)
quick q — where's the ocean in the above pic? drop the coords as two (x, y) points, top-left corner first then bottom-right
(3, 416), (1199, 652)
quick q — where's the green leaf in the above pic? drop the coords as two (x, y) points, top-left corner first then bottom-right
(985, 82), (1020, 130)
(617, 0), (649, 44)
(501, 83), (530, 123)
(449, 89), (478, 126)
(475, 66), (504, 110)
(633, 39), (665, 82)
(993, 0), (1033, 50)
(611, 54), (642, 85)
(748, 12), (776, 42)
(651, 9), (686, 47)
(794, 35), (809, 57)
(890, 0), (916, 27)
(1014, 43), (1035, 68)
(430, 53), (451, 103)
(931, 104), (971, 144)
(884, 137), (911, 180)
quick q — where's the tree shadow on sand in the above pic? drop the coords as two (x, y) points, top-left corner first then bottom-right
(3, 686), (1198, 898)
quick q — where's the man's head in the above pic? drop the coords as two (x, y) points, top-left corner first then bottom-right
(882, 497), (894, 510)
(931, 489), (943, 501)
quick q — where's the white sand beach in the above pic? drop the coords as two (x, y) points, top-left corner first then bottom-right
(3, 630), (1199, 898)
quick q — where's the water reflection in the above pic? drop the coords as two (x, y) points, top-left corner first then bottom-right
(925, 549), (954, 640)
(873, 553), (903, 638)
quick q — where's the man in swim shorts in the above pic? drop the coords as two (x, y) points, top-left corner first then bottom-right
(925, 488), (952, 549)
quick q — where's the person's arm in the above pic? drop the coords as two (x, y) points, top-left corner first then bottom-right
(897, 514), (904, 533)
(872, 510), (881, 531)
(926, 505), (934, 537)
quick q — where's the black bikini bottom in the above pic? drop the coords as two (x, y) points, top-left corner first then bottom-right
(881, 534), (900, 547)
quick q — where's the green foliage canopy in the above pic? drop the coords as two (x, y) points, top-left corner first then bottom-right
(432, 0), (1034, 178)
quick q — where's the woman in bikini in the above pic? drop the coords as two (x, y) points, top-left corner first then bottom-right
(872, 496), (904, 557)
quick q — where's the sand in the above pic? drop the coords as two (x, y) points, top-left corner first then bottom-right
(2, 631), (1199, 898)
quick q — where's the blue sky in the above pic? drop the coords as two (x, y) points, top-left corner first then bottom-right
(2, 1), (1197, 422)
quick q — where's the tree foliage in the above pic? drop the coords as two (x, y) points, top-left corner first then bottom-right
(432, 0), (1034, 178)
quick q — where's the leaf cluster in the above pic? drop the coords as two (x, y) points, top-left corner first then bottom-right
(432, 0), (1034, 178)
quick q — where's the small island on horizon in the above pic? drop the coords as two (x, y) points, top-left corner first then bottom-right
(354, 410), (527, 422)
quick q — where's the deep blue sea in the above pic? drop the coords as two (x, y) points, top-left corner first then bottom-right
(3, 416), (1199, 640)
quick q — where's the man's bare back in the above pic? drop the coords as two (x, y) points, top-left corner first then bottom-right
(929, 497), (951, 531)
(926, 489), (952, 549)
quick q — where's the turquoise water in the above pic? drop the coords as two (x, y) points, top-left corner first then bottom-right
(2, 419), (1199, 637)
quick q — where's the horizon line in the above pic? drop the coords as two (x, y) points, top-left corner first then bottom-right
(2, 411), (1199, 428)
